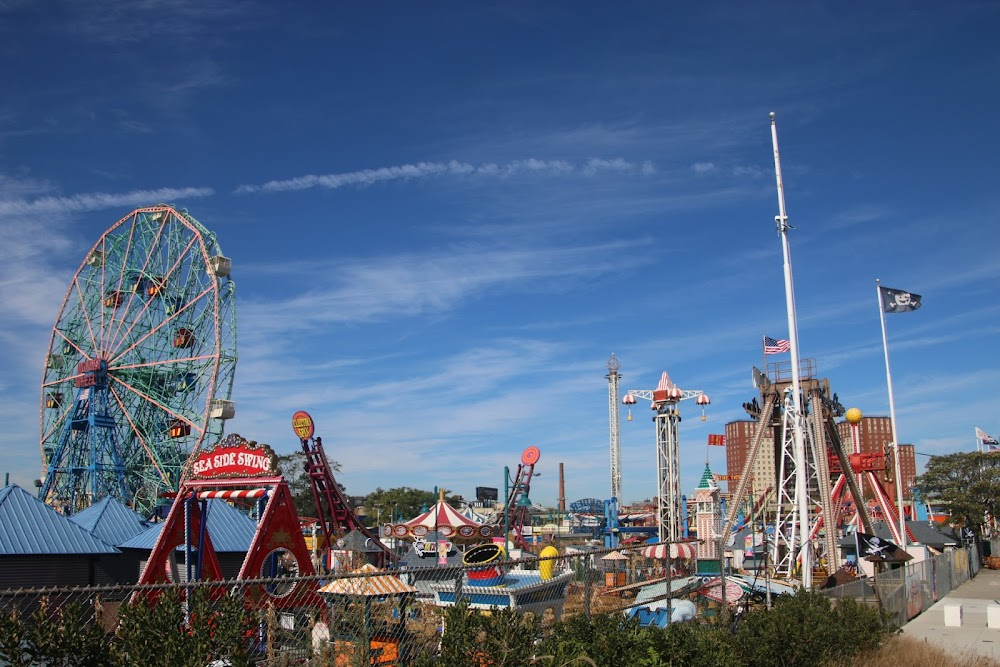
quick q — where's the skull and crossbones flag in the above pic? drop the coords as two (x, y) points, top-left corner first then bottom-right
(855, 531), (909, 562)
(879, 286), (922, 313)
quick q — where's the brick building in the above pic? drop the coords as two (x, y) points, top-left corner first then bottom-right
(724, 419), (776, 500)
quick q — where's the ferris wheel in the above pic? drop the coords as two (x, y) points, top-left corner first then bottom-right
(38, 204), (237, 516)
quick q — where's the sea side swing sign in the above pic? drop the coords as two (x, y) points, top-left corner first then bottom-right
(190, 433), (277, 478)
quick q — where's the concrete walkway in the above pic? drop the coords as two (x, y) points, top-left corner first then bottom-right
(902, 567), (1000, 663)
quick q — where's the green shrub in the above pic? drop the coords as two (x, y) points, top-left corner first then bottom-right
(114, 588), (255, 667)
(435, 600), (540, 667)
(734, 589), (891, 667)
(536, 613), (657, 667)
(0, 598), (114, 667)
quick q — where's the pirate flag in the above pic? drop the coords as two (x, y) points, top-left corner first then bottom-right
(855, 532), (912, 563)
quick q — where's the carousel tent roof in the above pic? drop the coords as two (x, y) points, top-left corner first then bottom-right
(404, 500), (481, 530)
(318, 563), (418, 597)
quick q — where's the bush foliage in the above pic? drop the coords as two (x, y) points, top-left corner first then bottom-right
(0, 587), (892, 667)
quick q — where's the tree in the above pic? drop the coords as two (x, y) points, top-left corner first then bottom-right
(275, 450), (343, 519)
(364, 487), (463, 524)
(914, 451), (1000, 536)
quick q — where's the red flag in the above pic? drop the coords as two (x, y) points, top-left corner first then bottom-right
(708, 434), (726, 446)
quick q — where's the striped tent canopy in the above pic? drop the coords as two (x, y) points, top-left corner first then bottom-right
(318, 563), (417, 597)
(384, 497), (495, 542)
(640, 541), (698, 560)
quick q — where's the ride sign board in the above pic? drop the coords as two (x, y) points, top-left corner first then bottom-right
(291, 410), (315, 441)
(191, 433), (277, 478)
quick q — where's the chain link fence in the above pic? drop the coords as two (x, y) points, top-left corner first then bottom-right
(822, 546), (977, 627)
(0, 543), (977, 665)
(0, 544), (737, 666)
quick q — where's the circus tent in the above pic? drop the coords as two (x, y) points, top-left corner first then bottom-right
(382, 492), (498, 542)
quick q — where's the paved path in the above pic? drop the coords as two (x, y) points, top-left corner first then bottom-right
(902, 567), (1000, 663)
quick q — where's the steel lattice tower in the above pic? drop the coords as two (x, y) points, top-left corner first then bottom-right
(606, 354), (622, 501)
(626, 371), (707, 543)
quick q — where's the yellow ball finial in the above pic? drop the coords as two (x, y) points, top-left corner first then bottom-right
(845, 407), (863, 424)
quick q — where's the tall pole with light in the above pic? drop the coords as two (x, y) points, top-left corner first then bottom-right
(770, 112), (812, 588)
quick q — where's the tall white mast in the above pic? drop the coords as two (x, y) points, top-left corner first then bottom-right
(607, 354), (623, 501)
(877, 279), (908, 547)
(770, 113), (812, 588)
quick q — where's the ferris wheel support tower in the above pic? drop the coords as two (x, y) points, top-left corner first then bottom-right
(626, 371), (709, 542)
(606, 354), (622, 501)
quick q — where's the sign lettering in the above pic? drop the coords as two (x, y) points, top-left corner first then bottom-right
(191, 433), (277, 479)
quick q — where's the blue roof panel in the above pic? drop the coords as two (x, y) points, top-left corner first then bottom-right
(69, 497), (151, 547)
(0, 485), (119, 555)
(118, 499), (257, 553)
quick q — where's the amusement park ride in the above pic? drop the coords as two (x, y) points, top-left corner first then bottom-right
(498, 446), (541, 551)
(293, 411), (394, 564)
(37, 205), (237, 516)
(623, 371), (709, 543)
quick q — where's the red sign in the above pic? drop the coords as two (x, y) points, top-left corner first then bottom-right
(521, 446), (541, 466)
(291, 410), (315, 440)
(191, 434), (277, 479)
(708, 434), (726, 446)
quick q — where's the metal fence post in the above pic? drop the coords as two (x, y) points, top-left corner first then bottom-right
(584, 556), (592, 621)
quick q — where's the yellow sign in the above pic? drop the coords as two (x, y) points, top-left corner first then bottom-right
(292, 410), (315, 440)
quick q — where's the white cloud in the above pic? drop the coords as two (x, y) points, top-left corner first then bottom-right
(0, 186), (214, 216)
(731, 164), (767, 178)
(238, 240), (641, 336)
(235, 158), (656, 194)
(692, 161), (715, 174)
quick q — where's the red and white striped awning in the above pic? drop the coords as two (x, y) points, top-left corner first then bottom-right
(640, 542), (697, 560)
(196, 489), (268, 500)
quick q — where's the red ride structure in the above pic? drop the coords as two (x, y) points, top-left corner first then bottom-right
(292, 411), (394, 565)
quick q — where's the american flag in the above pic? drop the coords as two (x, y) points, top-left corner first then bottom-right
(763, 336), (790, 354)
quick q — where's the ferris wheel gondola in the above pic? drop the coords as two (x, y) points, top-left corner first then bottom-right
(38, 204), (237, 515)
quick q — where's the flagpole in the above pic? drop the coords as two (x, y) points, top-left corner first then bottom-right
(771, 112), (811, 588)
(876, 279), (907, 547)
(761, 336), (766, 377)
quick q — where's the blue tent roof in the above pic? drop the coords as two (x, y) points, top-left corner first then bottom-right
(118, 499), (257, 552)
(0, 485), (119, 555)
(69, 496), (151, 547)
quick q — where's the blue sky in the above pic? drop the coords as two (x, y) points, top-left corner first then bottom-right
(1, 1), (998, 510)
